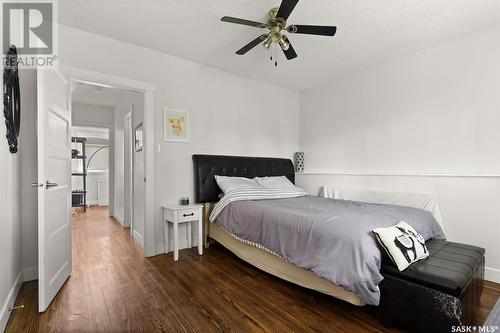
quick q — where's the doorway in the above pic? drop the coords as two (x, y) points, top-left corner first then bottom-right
(70, 80), (144, 248)
(71, 126), (110, 215)
(35, 68), (156, 312)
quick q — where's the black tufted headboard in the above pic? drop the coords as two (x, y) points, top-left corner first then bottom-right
(193, 154), (295, 203)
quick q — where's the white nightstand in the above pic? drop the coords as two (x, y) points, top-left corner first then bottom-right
(162, 203), (204, 261)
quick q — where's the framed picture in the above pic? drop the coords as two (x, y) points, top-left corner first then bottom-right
(134, 123), (143, 151)
(164, 108), (189, 142)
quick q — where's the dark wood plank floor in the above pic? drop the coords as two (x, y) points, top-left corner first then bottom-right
(6, 207), (500, 332)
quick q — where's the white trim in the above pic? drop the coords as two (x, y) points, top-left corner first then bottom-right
(63, 66), (157, 92)
(23, 266), (38, 282)
(64, 66), (156, 258)
(133, 230), (144, 247)
(113, 214), (124, 226)
(144, 90), (156, 257)
(156, 242), (166, 254)
(0, 272), (23, 333)
(486, 267), (500, 284)
(123, 112), (134, 231)
(297, 172), (500, 178)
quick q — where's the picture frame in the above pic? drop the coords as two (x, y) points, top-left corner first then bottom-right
(164, 108), (189, 143)
(134, 123), (143, 151)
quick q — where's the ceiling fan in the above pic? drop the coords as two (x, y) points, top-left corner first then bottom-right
(221, 0), (337, 63)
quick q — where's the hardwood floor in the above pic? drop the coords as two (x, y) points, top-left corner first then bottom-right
(6, 207), (500, 332)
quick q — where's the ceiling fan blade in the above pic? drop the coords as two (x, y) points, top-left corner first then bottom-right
(221, 16), (266, 28)
(282, 36), (297, 60)
(276, 0), (299, 21)
(236, 35), (268, 55)
(288, 25), (337, 36)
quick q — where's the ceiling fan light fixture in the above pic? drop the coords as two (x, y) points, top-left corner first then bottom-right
(279, 35), (290, 51)
(262, 36), (273, 49)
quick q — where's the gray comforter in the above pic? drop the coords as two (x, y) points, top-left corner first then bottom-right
(215, 195), (445, 305)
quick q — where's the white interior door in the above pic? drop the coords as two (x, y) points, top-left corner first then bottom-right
(37, 69), (72, 312)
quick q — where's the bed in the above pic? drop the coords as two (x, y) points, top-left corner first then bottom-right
(192, 154), (444, 306)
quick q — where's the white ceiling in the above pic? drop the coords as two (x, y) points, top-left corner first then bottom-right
(60, 0), (500, 91)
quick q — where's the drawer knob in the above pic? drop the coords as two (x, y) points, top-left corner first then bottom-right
(183, 213), (194, 217)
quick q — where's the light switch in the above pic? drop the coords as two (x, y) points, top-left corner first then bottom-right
(155, 144), (161, 153)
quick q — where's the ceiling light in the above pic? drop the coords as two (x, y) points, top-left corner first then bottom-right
(279, 35), (289, 51)
(262, 36), (273, 49)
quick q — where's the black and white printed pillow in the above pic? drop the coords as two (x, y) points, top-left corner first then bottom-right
(372, 221), (429, 271)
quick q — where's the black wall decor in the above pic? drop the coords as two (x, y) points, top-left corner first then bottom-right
(3, 46), (21, 153)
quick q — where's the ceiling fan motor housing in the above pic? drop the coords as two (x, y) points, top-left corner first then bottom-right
(263, 7), (290, 50)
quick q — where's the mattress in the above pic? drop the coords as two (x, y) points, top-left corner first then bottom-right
(209, 222), (364, 306)
(213, 195), (444, 305)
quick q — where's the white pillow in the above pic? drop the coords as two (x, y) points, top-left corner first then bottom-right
(254, 176), (296, 189)
(214, 175), (260, 194)
(372, 221), (429, 271)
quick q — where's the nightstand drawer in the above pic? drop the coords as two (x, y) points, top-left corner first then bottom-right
(176, 208), (199, 222)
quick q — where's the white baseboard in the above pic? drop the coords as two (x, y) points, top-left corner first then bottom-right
(486, 267), (500, 284)
(23, 266), (37, 282)
(144, 242), (156, 257)
(113, 214), (124, 226)
(155, 242), (165, 256)
(0, 272), (23, 332)
(152, 240), (194, 256)
(132, 230), (144, 247)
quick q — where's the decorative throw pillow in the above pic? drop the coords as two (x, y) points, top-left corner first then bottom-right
(214, 175), (261, 194)
(372, 221), (429, 271)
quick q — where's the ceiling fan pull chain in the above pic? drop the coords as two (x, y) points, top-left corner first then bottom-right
(275, 44), (278, 67)
(273, 44), (278, 67)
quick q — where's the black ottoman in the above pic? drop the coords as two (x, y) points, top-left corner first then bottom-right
(379, 240), (485, 333)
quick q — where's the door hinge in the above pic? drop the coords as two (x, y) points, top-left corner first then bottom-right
(144, 177), (147, 182)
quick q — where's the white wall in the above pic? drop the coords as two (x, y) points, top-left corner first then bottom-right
(19, 70), (38, 283)
(123, 115), (133, 229)
(72, 103), (114, 126)
(59, 25), (300, 254)
(133, 103), (145, 245)
(298, 24), (500, 282)
(0, 70), (35, 331)
(113, 92), (142, 227)
(0, 124), (22, 332)
(113, 113), (125, 224)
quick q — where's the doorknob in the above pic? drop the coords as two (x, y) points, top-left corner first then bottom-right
(45, 181), (59, 189)
(31, 182), (43, 188)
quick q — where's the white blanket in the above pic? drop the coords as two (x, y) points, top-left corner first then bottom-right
(327, 187), (445, 232)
